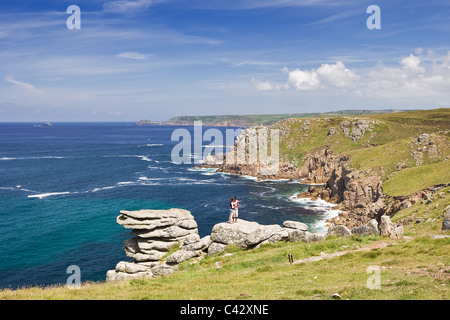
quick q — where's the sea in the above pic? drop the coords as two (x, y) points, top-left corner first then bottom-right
(0, 122), (339, 289)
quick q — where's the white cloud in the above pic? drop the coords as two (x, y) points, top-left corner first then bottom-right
(252, 79), (275, 91)
(252, 51), (450, 104)
(316, 61), (359, 88)
(117, 51), (148, 60)
(4, 76), (43, 95)
(254, 62), (358, 91)
(285, 67), (320, 90)
(400, 54), (424, 72)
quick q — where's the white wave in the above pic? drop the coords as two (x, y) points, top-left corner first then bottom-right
(102, 154), (152, 161)
(239, 175), (258, 181)
(290, 196), (336, 208)
(311, 209), (341, 231)
(0, 186), (15, 190)
(288, 179), (305, 184)
(0, 156), (68, 160)
(138, 155), (152, 162)
(147, 165), (166, 170)
(288, 194), (342, 231)
(145, 143), (164, 147)
(187, 167), (218, 173)
(117, 181), (135, 185)
(91, 186), (116, 192)
(254, 204), (281, 210)
(40, 156), (67, 159)
(138, 177), (167, 181)
(28, 192), (71, 199)
(257, 178), (290, 183)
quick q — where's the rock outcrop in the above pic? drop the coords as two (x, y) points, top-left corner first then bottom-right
(210, 219), (281, 249)
(327, 225), (352, 237)
(107, 207), (408, 282)
(379, 215), (404, 239)
(351, 219), (380, 236)
(106, 209), (209, 282)
(443, 206), (450, 231)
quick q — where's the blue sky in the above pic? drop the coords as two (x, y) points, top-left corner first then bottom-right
(1, 0), (449, 121)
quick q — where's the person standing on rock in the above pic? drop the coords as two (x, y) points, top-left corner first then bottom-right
(228, 197), (236, 223)
(232, 196), (239, 223)
(228, 197), (239, 223)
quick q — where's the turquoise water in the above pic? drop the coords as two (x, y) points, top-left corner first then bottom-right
(0, 123), (332, 289)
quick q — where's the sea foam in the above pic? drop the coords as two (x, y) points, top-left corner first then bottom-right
(27, 192), (71, 199)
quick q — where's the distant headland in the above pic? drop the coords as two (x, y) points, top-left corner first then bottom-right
(135, 109), (405, 127)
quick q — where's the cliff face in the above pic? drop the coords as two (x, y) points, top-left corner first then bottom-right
(202, 109), (450, 229)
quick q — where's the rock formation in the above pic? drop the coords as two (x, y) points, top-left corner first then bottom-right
(107, 208), (406, 282)
(209, 219), (282, 252)
(200, 113), (450, 232)
(379, 215), (404, 239)
(443, 206), (450, 231)
(106, 209), (210, 281)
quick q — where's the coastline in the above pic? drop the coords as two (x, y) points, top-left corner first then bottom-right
(191, 166), (339, 231)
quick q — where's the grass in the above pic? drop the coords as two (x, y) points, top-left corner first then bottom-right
(383, 161), (450, 196)
(390, 186), (450, 236)
(1, 232), (448, 300)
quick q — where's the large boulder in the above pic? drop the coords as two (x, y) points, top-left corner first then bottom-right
(283, 220), (308, 231)
(327, 225), (352, 237)
(166, 250), (201, 264)
(210, 219), (282, 248)
(443, 206), (450, 231)
(379, 215), (404, 239)
(289, 230), (326, 243)
(207, 242), (228, 255)
(351, 219), (380, 236)
(182, 235), (212, 251)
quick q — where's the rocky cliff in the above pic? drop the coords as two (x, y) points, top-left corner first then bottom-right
(201, 109), (450, 229)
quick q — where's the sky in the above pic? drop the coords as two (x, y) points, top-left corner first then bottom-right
(0, 0), (449, 121)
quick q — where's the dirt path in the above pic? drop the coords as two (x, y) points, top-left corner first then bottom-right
(289, 241), (390, 265)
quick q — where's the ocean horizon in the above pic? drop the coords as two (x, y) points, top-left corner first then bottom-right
(0, 122), (338, 289)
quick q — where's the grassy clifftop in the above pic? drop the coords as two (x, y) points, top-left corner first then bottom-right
(2, 204), (448, 300)
(272, 108), (450, 197)
(157, 109), (400, 127)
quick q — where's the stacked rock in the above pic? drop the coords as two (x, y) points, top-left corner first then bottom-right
(106, 208), (211, 281)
